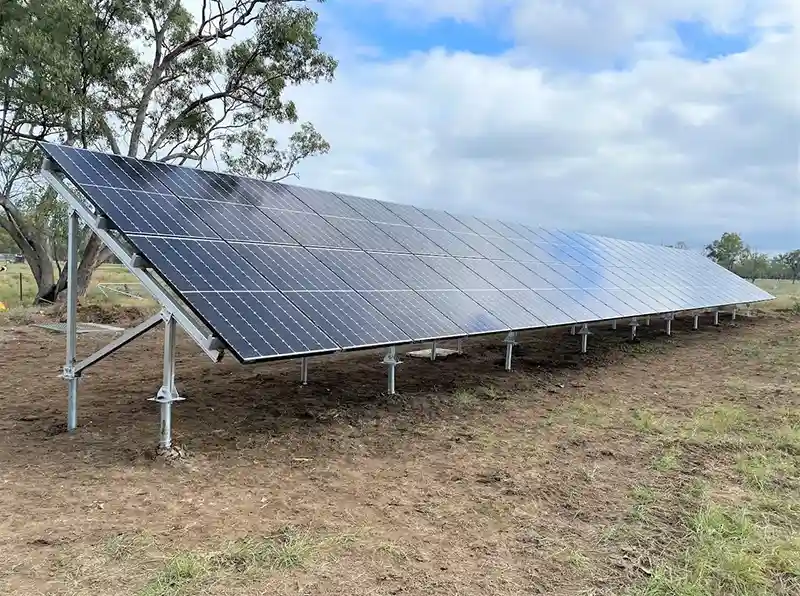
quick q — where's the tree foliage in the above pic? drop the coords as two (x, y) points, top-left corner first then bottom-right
(779, 250), (800, 283)
(0, 0), (336, 303)
(705, 232), (746, 271)
(736, 249), (770, 283)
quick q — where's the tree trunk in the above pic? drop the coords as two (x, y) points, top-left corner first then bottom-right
(36, 232), (107, 303)
(0, 204), (56, 303)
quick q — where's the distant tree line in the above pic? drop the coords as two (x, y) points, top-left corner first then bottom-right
(700, 232), (799, 283)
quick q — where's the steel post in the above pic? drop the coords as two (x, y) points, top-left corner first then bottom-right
(611, 320), (617, 330)
(456, 338), (463, 354)
(64, 211), (80, 432)
(731, 307), (737, 321)
(383, 347), (401, 395)
(713, 310), (720, 326)
(692, 314), (699, 330)
(152, 314), (182, 451)
(645, 316), (651, 327)
(300, 357), (308, 385)
(504, 332), (517, 372)
(430, 341), (437, 361)
(578, 323), (590, 354)
(629, 318), (639, 341)
(570, 325), (576, 336)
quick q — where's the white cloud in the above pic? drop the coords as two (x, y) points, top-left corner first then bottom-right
(276, 0), (799, 251)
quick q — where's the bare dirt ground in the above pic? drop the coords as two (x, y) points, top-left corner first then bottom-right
(0, 310), (798, 596)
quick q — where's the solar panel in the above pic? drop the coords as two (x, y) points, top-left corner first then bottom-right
(233, 244), (351, 292)
(285, 186), (362, 218)
(455, 233), (511, 260)
(322, 217), (408, 253)
(504, 290), (574, 326)
(336, 193), (406, 224)
(459, 259), (528, 290)
(181, 198), (298, 244)
(417, 208), (475, 234)
(263, 210), (357, 249)
(375, 223), (448, 255)
(361, 291), (465, 342)
(81, 185), (218, 238)
(382, 201), (443, 229)
(419, 290), (509, 335)
(310, 249), (408, 291)
(464, 290), (545, 329)
(448, 213), (502, 237)
(419, 256), (494, 289)
(284, 291), (410, 349)
(369, 253), (456, 290)
(40, 141), (772, 365)
(415, 228), (483, 258)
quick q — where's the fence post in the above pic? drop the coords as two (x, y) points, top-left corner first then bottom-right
(19, 272), (22, 304)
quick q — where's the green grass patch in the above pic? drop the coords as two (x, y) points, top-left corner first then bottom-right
(631, 504), (800, 596)
(735, 452), (797, 492)
(630, 485), (658, 522)
(632, 409), (668, 434)
(139, 528), (350, 596)
(652, 447), (682, 472)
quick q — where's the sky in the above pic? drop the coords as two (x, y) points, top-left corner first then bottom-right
(244, 1), (798, 252)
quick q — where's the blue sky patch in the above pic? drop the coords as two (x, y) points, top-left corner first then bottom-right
(673, 20), (753, 61)
(325, 3), (512, 59)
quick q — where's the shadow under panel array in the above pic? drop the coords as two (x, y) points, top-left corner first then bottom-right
(40, 142), (774, 363)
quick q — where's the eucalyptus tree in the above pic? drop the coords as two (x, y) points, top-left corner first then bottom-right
(0, 0), (336, 302)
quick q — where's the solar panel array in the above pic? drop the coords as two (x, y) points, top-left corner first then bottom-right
(40, 142), (773, 363)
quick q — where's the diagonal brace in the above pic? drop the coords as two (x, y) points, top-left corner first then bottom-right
(73, 313), (164, 376)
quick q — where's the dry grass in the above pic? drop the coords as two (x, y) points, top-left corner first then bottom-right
(0, 288), (798, 594)
(0, 262), (155, 308)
